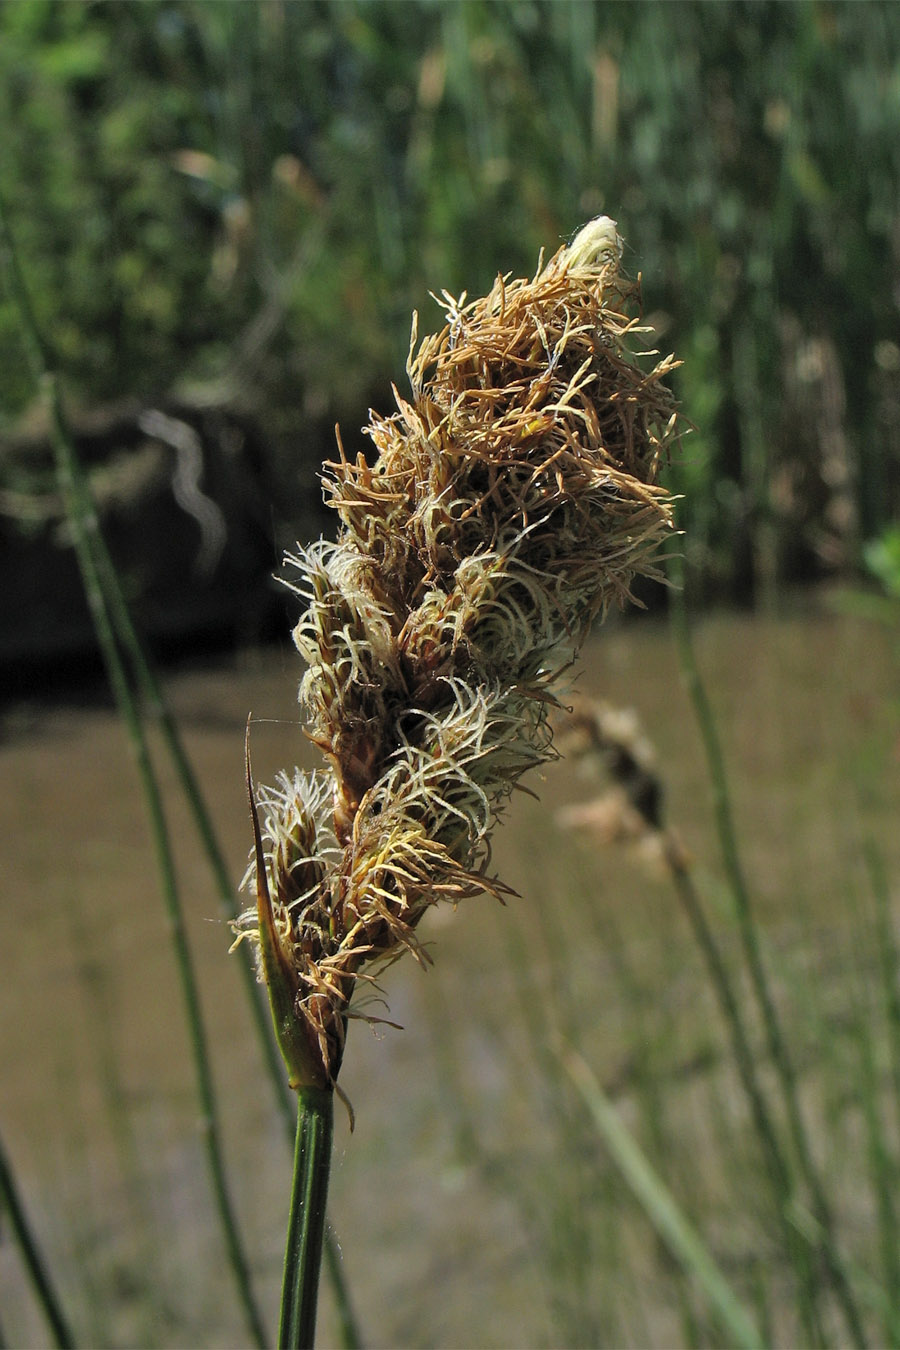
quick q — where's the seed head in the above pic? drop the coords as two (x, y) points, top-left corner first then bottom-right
(241, 219), (681, 1089)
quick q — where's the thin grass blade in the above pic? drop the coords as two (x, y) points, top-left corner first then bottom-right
(0, 1130), (75, 1349)
(561, 1044), (763, 1350)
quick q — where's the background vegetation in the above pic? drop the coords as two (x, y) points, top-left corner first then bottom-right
(3, 4), (900, 1348)
(2, 0), (899, 645)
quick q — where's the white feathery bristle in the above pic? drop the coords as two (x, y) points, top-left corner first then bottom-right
(563, 215), (623, 270)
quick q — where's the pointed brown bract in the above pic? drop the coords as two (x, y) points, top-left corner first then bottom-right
(239, 219), (682, 1089)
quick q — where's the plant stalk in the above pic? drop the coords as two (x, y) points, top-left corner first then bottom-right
(279, 1088), (335, 1350)
(1, 184), (361, 1350)
(0, 1130), (75, 1349)
(561, 1044), (763, 1350)
(75, 482), (361, 1343)
(664, 844), (826, 1345)
(48, 370), (268, 1349)
(669, 554), (868, 1347)
(0, 191), (267, 1349)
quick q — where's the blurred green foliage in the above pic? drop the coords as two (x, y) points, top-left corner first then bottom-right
(1, 0), (899, 600)
(864, 522), (900, 600)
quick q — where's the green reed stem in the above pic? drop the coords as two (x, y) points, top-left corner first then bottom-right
(53, 433), (359, 1345)
(580, 894), (708, 1347)
(61, 463), (360, 1350)
(65, 420), (358, 1350)
(50, 375), (267, 1349)
(0, 1130), (75, 1349)
(505, 908), (606, 1347)
(75, 520), (359, 1347)
(561, 1044), (763, 1350)
(866, 839), (900, 1140)
(854, 999), (900, 1342)
(665, 849), (825, 1344)
(0, 193), (267, 1349)
(1, 187), (360, 1350)
(669, 556), (868, 1347)
(860, 839), (900, 1334)
(279, 1088), (334, 1350)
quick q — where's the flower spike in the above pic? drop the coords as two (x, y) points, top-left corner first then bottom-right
(238, 219), (681, 1090)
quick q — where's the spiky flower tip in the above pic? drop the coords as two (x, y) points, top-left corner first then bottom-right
(241, 217), (681, 1090)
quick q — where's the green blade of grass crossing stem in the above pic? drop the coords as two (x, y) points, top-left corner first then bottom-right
(46, 370), (269, 1349)
(0, 1130), (75, 1349)
(857, 840), (900, 1339)
(668, 552), (868, 1347)
(560, 1044), (764, 1350)
(0, 185), (361, 1350)
(665, 858), (825, 1344)
(68, 368), (360, 1350)
(0, 190), (267, 1349)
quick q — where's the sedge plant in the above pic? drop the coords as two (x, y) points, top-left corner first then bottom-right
(240, 217), (684, 1345)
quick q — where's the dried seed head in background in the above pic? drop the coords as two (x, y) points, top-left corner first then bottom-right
(556, 694), (692, 877)
(242, 218), (682, 1090)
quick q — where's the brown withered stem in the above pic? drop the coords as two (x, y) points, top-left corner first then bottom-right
(241, 218), (681, 1093)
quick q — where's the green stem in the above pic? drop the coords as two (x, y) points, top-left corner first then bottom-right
(280, 1088), (335, 1350)
(52, 375), (361, 1348)
(0, 1130), (75, 1349)
(866, 838), (900, 1141)
(50, 373), (267, 1349)
(68, 516), (293, 1114)
(561, 1045), (763, 1350)
(1, 185), (361, 1350)
(0, 193), (267, 1349)
(77, 483), (361, 1346)
(860, 839), (900, 1335)
(669, 556), (868, 1347)
(666, 851), (825, 1345)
